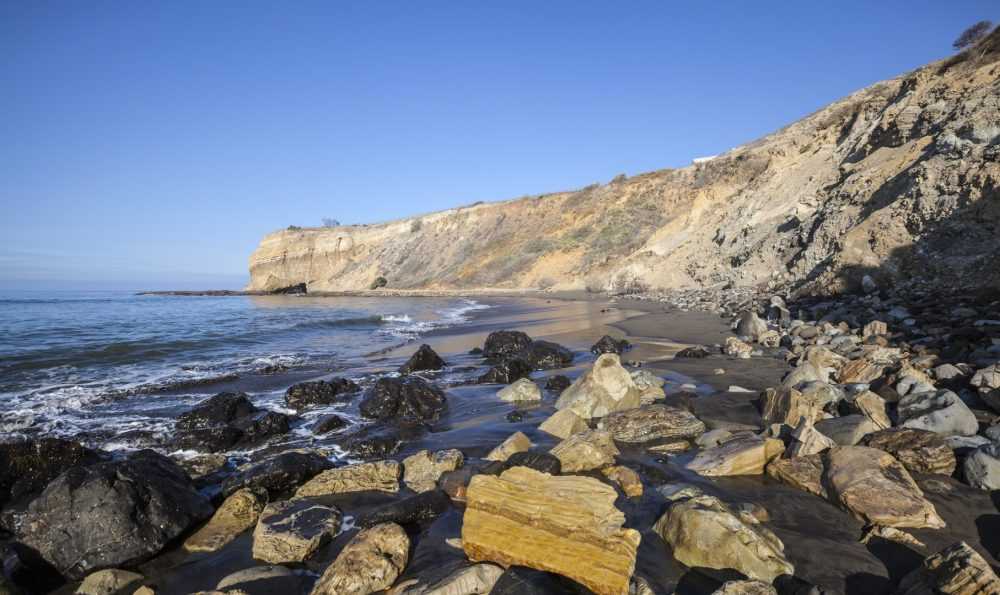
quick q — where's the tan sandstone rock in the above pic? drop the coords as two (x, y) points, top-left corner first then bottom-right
(538, 409), (588, 439)
(295, 460), (400, 497)
(75, 569), (144, 595)
(760, 386), (824, 427)
(897, 541), (1000, 595)
(402, 449), (464, 493)
(311, 523), (410, 595)
(253, 500), (341, 564)
(853, 391), (891, 429)
(686, 434), (784, 477)
(598, 404), (705, 444)
(766, 454), (827, 498)
(484, 431), (531, 462)
(602, 465), (643, 498)
(785, 417), (835, 458)
(555, 354), (642, 419)
(712, 580), (778, 595)
(184, 488), (267, 553)
(462, 467), (640, 595)
(862, 428), (957, 476)
(838, 358), (886, 384)
(496, 378), (541, 402)
(550, 429), (620, 472)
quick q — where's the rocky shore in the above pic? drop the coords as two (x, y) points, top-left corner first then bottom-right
(2, 286), (999, 595)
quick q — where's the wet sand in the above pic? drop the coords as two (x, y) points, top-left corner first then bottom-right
(122, 296), (1000, 595)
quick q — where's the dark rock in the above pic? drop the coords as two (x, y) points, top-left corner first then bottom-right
(477, 358), (534, 384)
(176, 392), (257, 430)
(2, 541), (65, 594)
(590, 335), (631, 355)
(525, 340), (574, 369)
(544, 375), (572, 394)
(0, 438), (104, 514)
(284, 378), (359, 410)
(359, 377), (448, 423)
(484, 330), (534, 361)
(469, 347), (483, 355)
(399, 344), (446, 374)
(221, 451), (334, 498)
(490, 566), (587, 595)
(356, 489), (451, 528)
(234, 411), (292, 445)
(675, 346), (712, 358)
(18, 450), (212, 579)
(175, 425), (244, 451)
(341, 426), (404, 459)
(370, 276), (387, 290)
(272, 283), (306, 295)
(313, 414), (348, 434)
(506, 410), (525, 423)
(504, 451), (562, 474)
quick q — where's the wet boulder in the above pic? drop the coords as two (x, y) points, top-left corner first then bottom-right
(489, 566), (587, 595)
(0, 438), (105, 517)
(477, 358), (534, 384)
(524, 340), (573, 369)
(359, 376), (447, 423)
(284, 378), (359, 410)
(590, 335), (631, 355)
(503, 451), (562, 475)
(544, 374), (572, 393)
(311, 523), (410, 595)
(174, 425), (244, 451)
(341, 425), (404, 459)
(184, 488), (267, 553)
(252, 500), (342, 564)
(176, 392), (257, 430)
(357, 489), (451, 528)
(221, 451), (334, 498)
(18, 450), (213, 579)
(312, 414), (348, 435)
(483, 330), (533, 361)
(399, 344), (446, 375)
(233, 411), (292, 445)
(295, 460), (401, 497)
(402, 449), (463, 493)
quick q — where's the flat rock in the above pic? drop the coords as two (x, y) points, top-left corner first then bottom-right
(222, 451), (334, 498)
(785, 417), (835, 457)
(759, 386), (824, 427)
(766, 454), (827, 498)
(253, 500), (341, 564)
(823, 446), (945, 529)
(685, 433), (783, 477)
(484, 432), (531, 462)
(403, 450), (463, 493)
(357, 489), (450, 528)
(815, 414), (879, 446)
(861, 428), (957, 476)
(598, 404), (705, 444)
(185, 488), (267, 552)
(837, 358), (886, 384)
(284, 378), (359, 410)
(462, 466), (640, 595)
(898, 389), (979, 436)
(555, 354), (641, 419)
(654, 494), (793, 582)
(295, 460), (400, 497)
(538, 409), (588, 440)
(549, 429), (619, 472)
(311, 522), (410, 595)
(496, 378), (541, 402)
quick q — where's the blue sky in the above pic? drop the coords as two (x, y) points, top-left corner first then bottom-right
(1, 1), (995, 289)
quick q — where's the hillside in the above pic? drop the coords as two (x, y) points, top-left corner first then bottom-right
(248, 32), (1000, 296)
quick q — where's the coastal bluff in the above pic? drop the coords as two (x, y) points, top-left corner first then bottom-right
(249, 32), (1000, 296)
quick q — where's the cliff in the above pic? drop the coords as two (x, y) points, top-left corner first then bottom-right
(248, 33), (1000, 295)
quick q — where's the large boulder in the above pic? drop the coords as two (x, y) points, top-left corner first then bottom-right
(654, 494), (793, 582)
(184, 488), (267, 552)
(176, 392), (292, 449)
(598, 404), (705, 444)
(0, 438), (104, 517)
(963, 443), (1000, 491)
(462, 467), (640, 595)
(686, 434), (784, 477)
(477, 358), (534, 384)
(18, 450), (212, 579)
(897, 389), (979, 437)
(525, 340), (574, 369)
(311, 523), (410, 595)
(356, 489), (451, 528)
(359, 377), (447, 424)
(555, 354), (641, 419)
(861, 428), (957, 476)
(294, 460), (400, 497)
(402, 450), (463, 493)
(222, 451), (334, 498)
(252, 500), (342, 564)
(483, 331), (533, 361)
(823, 446), (945, 529)
(590, 335), (631, 355)
(176, 392), (256, 430)
(284, 378), (359, 410)
(399, 344), (446, 375)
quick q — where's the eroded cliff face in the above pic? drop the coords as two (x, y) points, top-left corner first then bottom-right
(248, 35), (1000, 295)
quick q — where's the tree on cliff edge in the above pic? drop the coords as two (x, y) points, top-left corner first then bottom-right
(954, 20), (994, 54)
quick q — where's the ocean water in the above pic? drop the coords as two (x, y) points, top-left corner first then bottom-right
(0, 290), (489, 445)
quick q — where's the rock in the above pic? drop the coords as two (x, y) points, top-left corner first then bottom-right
(601, 466), (642, 498)
(19, 450), (212, 579)
(696, 429), (733, 449)
(676, 345), (712, 358)
(525, 340), (574, 369)
(654, 494), (793, 582)
(786, 417), (835, 457)
(311, 523), (410, 595)
(766, 454), (827, 498)
(216, 565), (307, 592)
(686, 434), (784, 476)
(759, 386), (824, 427)
(815, 415), (879, 446)
(861, 274), (878, 294)
(549, 429), (619, 472)
(489, 566), (584, 595)
(252, 499), (341, 564)
(757, 330), (781, 348)
(837, 358), (886, 384)
(590, 335), (631, 355)
(174, 425), (244, 451)
(235, 411), (292, 445)
(399, 563), (503, 595)
(184, 488), (267, 552)
(598, 404), (706, 443)
(75, 569), (143, 595)
(496, 378), (541, 402)
(0, 438), (104, 514)
(295, 460), (401, 497)
(555, 354), (642, 419)
(823, 446), (945, 529)
(736, 311), (769, 341)
(483, 331), (533, 361)
(544, 375), (572, 393)
(313, 414), (349, 434)
(357, 489), (450, 528)
(537, 409), (588, 440)
(462, 467), (640, 595)
(724, 337), (753, 359)
(861, 428), (957, 476)
(484, 432), (531, 462)
(897, 542), (1000, 595)
(712, 580), (777, 595)
(971, 364), (1000, 391)
(898, 390), (979, 436)
(631, 370), (666, 404)
(174, 453), (229, 480)
(359, 377), (447, 423)
(503, 451), (562, 475)
(176, 392), (257, 430)
(222, 451), (334, 498)
(852, 390), (891, 429)
(963, 443), (1000, 491)
(342, 426), (404, 459)
(284, 378), (359, 410)
(399, 344), (446, 374)
(403, 450), (463, 493)
(863, 320), (888, 339)
(934, 363), (967, 382)
(477, 358), (534, 384)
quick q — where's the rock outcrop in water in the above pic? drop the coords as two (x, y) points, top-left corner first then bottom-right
(248, 32), (1000, 296)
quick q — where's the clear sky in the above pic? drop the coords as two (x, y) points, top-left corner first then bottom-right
(2, 1), (995, 289)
